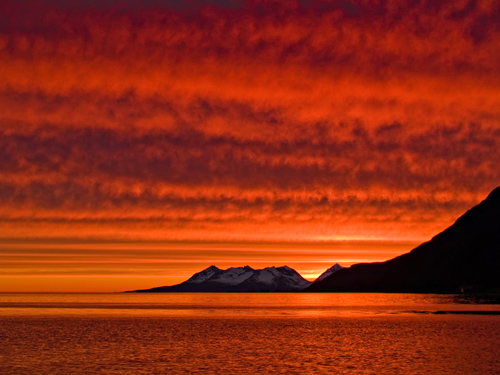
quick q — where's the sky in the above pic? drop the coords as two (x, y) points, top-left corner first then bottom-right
(1, 0), (500, 292)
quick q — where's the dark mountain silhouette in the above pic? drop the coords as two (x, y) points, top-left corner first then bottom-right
(130, 265), (311, 292)
(305, 186), (500, 293)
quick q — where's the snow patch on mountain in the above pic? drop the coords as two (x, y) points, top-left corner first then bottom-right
(240, 266), (311, 290)
(210, 266), (255, 285)
(185, 265), (221, 284)
(315, 263), (344, 283)
(252, 269), (275, 284)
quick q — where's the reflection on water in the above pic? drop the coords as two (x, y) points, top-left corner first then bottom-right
(0, 293), (499, 317)
(451, 294), (500, 305)
(1, 294), (500, 374)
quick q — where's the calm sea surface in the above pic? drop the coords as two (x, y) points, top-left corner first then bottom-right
(1, 293), (500, 374)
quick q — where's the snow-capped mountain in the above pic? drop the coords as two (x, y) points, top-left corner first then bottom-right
(131, 265), (312, 292)
(236, 266), (312, 292)
(196, 266), (255, 285)
(185, 265), (222, 284)
(314, 263), (343, 283)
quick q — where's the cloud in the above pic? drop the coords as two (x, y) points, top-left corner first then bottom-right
(0, 121), (497, 242)
(1, 0), (499, 245)
(3, 0), (500, 72)
(1, 123), (498, 190)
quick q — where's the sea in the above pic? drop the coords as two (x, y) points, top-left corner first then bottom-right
(1, 293), (500, 374)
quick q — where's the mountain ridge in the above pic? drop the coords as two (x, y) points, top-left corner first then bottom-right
(314, 264), (344, 283)
(305, 186), (500, 293)
(130, 265), (313, 293)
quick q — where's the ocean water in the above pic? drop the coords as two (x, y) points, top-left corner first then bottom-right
(1, 293), (500, 374)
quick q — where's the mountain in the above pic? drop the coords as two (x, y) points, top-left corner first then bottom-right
(186, 265), (255, 285)
(306, 186), (500, 293)
(314, 263), (343, 283)
(235, 266), (311, 292)
(130, 265), (312, 292)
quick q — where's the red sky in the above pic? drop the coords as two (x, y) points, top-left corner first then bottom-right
(1, 0), (500, 292)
